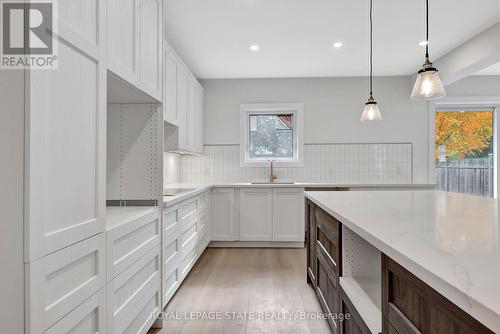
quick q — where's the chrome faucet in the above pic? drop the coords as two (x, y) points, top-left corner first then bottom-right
(269, 160), (277, 183)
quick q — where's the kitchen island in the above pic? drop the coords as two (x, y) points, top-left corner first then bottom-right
(305, 190), (499, 334)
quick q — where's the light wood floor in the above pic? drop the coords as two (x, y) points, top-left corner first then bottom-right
(149, 248), (331, 334)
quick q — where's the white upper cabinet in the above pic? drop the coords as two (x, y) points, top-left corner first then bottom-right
(195, 83), (205, 153)
(176, 65), (189, 149)
(164, 46), (178, 125)
(163, 41), (205, 154)
(139, 0), (162, 96)
(108, 0), (162, 101)
(25, 0), (106, 262)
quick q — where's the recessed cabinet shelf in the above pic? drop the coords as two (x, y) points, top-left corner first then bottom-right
(340, 277), (381, 334)
(341, 226), (382, 334)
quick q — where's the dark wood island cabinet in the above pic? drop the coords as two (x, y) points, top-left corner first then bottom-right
(305, 197), (495, 334)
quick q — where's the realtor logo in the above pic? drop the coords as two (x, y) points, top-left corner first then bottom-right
(1, 0), (58, 69)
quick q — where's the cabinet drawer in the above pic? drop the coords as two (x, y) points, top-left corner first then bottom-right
(180, 247), (198, 278)
(44, 288), (106, 334)
(315, 207), (340, 269)
(198, 209), (209, 230)
(163, 267), (180, 307)
(180, 198), (198, 222)
(163, 206), (180, 239)
(25, 233), (106, 334)
(382, 254), (493, 334)
(316, 250), (339, 327)
(163, 231), (180, 307)
(181, 218), (198, 253)
(198, 191), (209, 212)
(107, 209), (161, 280)
(107, 244), (162, 334)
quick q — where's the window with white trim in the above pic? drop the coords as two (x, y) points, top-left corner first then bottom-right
(240, 103), (303, 167)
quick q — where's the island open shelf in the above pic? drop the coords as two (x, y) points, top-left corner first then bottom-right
(341, 226), (382, 334)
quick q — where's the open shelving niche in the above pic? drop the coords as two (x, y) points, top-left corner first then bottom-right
(106, 101), (163, 211)
(341, 226), (382, 334)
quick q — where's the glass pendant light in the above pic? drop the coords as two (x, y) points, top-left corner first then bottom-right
(411, 0), (445, 100)
(361, 0), (382, 121)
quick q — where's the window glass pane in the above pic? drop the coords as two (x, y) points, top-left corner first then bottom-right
(434, 110), (494, 197)
(248, 114), (294, 159)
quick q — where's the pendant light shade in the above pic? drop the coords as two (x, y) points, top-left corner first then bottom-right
(410, 59), (445, 100)
(411, 0), (445, 100)
(361, 0), (382, 121)
(361, 96), (382, 121)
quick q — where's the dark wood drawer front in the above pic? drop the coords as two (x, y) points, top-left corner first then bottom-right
(315, 207), (340, 267)
(340, 287), (371, 334)
(382, 255), (493, 334)
(306, 200), (317, 284)
(383, 320), (399, 334)
(317, 255), (339, 333)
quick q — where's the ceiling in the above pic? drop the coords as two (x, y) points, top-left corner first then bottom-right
(475, 62), (500, 75)
(164, 0), (500, 79)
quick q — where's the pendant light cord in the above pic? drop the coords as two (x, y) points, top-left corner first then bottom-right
(369, 0), (373, 96)
(425, 0), (429, 59)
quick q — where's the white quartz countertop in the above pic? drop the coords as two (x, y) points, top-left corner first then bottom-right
(305, 190), (500, 332)
(105, 206), (160, 230)
(162, 182), (435, 206)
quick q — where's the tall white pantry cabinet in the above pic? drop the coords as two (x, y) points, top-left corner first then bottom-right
(0, 0), (170, 333)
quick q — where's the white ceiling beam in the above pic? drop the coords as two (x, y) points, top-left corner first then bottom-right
(433, 23), (500, 86)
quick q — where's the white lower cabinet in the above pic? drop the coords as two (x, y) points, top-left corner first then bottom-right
(107, 244), (162, 334)
(211, 188), (236, 241)
(44, 288), (106, 334)
(210, 187), (305, 244)
(239, 188), (273, 241)
(25, 234), (106, 334)
(106, 209), (161, 281)
(272, 188), (305, 241)
(162, 190), (211, 307)
(180, 215), (199, 278)
(162, 231), (180, 308)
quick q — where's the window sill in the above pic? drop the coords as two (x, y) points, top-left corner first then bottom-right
(240, 160), (303, 168)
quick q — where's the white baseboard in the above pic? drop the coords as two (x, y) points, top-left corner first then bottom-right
(208, 241), (305, 248)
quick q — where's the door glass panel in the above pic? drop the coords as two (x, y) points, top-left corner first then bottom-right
(435, 110), (494, 197)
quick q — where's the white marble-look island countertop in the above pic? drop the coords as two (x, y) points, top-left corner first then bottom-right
(304, 190), (500, 332)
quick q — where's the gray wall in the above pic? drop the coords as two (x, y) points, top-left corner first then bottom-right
(200, 76), (431, 182)
(445, 75), (500, 97)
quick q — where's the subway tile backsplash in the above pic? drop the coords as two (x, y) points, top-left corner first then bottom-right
(170, 143), (413, 184)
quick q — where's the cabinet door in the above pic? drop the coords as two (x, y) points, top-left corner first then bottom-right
(185, 79), (196, 151)
(108, 0), (138, 83)
(195, 84), (204, 153)
(211, 188), (236, 241)
(239, 188), (273, 241)
(177, 66), (188, 150)
(139, 0), (162, 100)
(164, 46), (178, 125)
(26, 0), (106, 261)
(272, 188), (305, 241)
